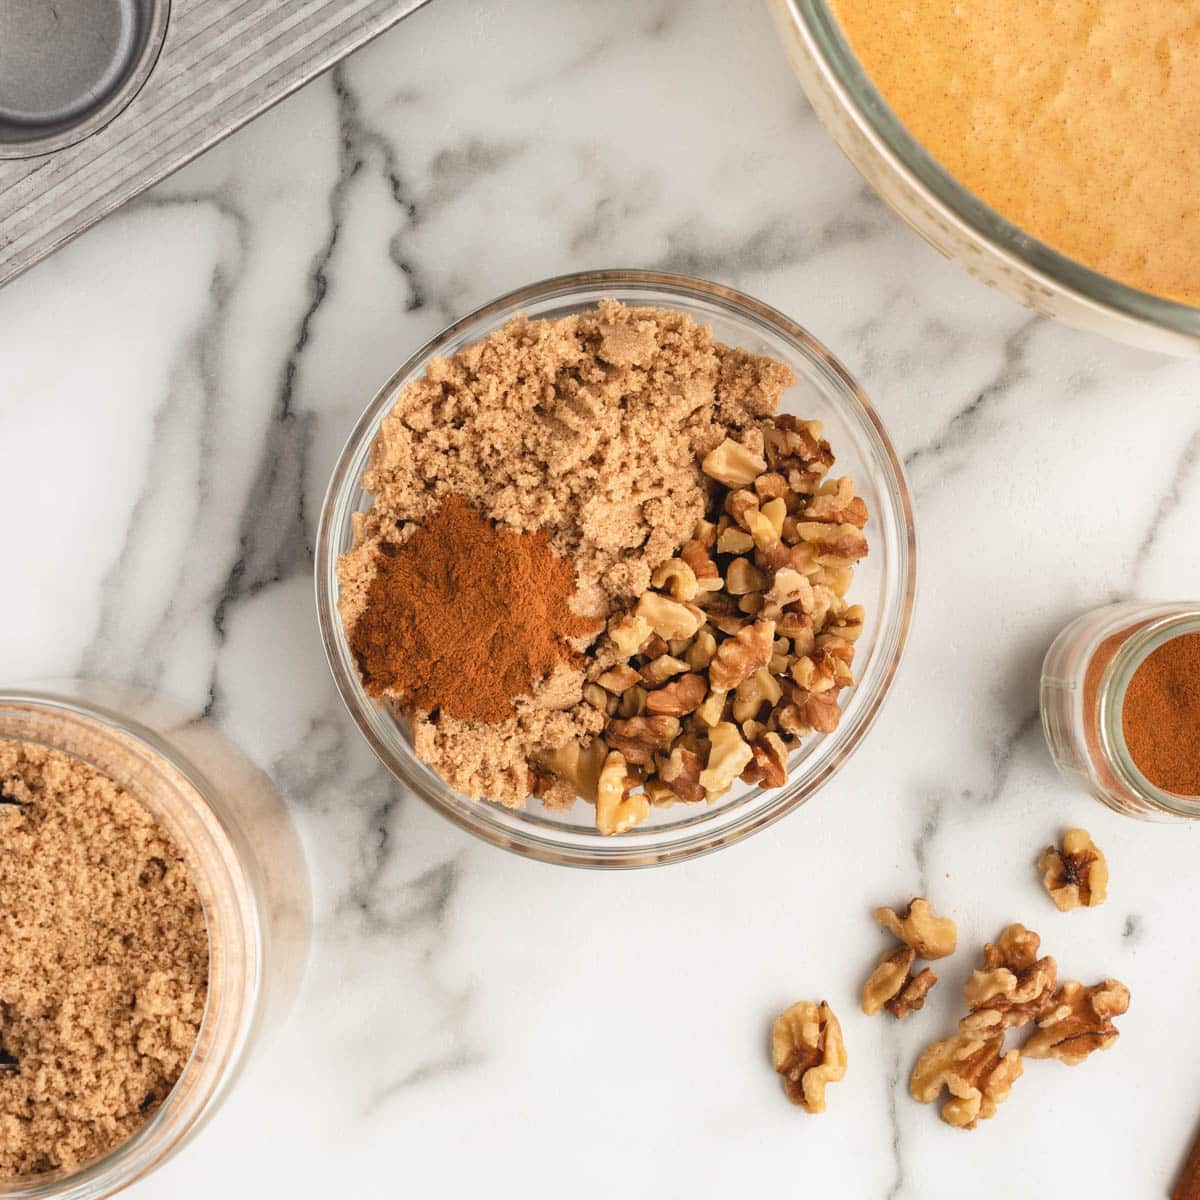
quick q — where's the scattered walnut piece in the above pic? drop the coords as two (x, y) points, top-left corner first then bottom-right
(861, 945), (916, 1016)
(1022, 979), (1130, 1065)
(874, 898), (957, 960)
(909, 1032), (1023, 1130)
(771, 1001), (847, 1114)
(887, 968), (938, 1019)
(959, 924), (1057, 1035)
(1038, 829), (1108, 911)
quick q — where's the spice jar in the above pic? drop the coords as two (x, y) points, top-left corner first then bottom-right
(0, 686), (310, 1199)
(1041, 601), (1200, 819)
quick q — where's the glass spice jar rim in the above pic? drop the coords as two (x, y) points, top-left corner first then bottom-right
(1097, 611), (1200, 820)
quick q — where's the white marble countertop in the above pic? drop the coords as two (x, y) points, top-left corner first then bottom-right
(2, 1), (1199, 1196)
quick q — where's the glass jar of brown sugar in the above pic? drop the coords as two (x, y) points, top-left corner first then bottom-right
(1041, 601), (1200, 819)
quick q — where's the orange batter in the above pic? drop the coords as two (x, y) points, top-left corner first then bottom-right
(829, 0), (1200, 305)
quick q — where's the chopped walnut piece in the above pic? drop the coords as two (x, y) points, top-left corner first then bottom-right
(636, 592), (704, 641)
(603, 716), (680, 765)
(861, 945), (916, 1016)
(909, 1033), (1023, 1130)
(651, 558), (700, 602)
(708, 619), (776, 691)
(643, 779), (677, 807)
(597, 664), (641, 694)
(609, 613), (652, 657)
(594, 751), (650, 836)
(725, 557), (767, 596)
(765, 567), (813, 611)
(694, 688), (727, 727)
(780, 689), (837, 735)
(874, 898), (958, 960)
(749, 732), (788, 788)
(679, 539), (722, 592)
(732, 668), (783, 725)
(804, 477), (869, 528)
(771, 1001), (847, 1114)
(582, 683), (612, 714)
(1022, 979), (1130, 1065)
(698, 722), (753, 799)
(1038, 829), (1109, 911)
(716, 526), (755, 555)
(644, 673), (707, 717)
(639, 654), (689, 687)
(658, 745), (705, 803)
(685, 628), (718, 671)
(702, 438), (768, 487)
(725, 489), (760, 531)
(753, 472), (789, 502)
(959, 924), (1057, 1035)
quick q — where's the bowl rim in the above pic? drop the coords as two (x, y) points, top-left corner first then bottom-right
(775, 0), (1200, 344)
(315, 269), (916, 868)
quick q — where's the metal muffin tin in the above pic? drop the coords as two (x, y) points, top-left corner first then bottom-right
(0, 0), (428, 288)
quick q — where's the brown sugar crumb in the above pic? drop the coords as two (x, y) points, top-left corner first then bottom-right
(338, 301), (795, 807)
(0, 741), (208, 1178)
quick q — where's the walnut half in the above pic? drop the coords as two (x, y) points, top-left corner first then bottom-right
(909, 1032), (1023, 1130)
(1022, 979), (1130, 1065)
(1038, 828), (1108, 911)
(771, 1001), (847, 1114)
(959, 923), (1057, 1036)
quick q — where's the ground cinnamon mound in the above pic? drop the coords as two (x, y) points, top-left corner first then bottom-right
(350, 495), (601, 723)
(0, 741), (208, 1177)
(337, 300), (795, 805)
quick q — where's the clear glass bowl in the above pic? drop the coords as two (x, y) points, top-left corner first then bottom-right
(0, 688), (309, 1199)
(770, 0), (1200, 356)
(316, 270), (916, 867)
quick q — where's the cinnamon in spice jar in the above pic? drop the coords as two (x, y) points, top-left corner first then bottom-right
(1121, 632), (1200, 796)
(1044, 603), (1200, 815)
(349, 494), (602, 724)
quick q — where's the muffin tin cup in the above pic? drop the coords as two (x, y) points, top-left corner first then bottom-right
(0, 0), (170, 160)
(316, 270), (916, 868)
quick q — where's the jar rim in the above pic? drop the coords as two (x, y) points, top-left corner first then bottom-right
(1097, 613), (1200, 818)
(0, 692), (262, 1200)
